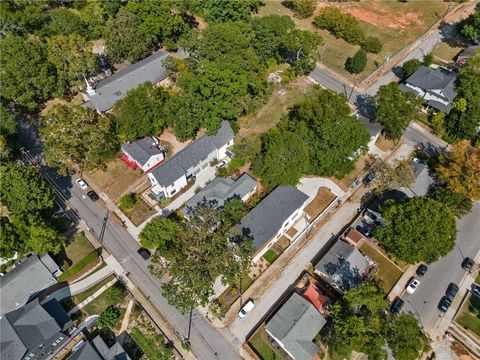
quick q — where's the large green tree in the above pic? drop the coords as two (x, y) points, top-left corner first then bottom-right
(139, 217), (180, 255)
(460, 3), (480, 42)
(288, 88), (370, 178)
(373, 82), (422, 140)
(345, 48), (367, 74)
(386, 313), (430, 360)
(41, 8), (87, 37)
(0, 163), (55, 214)
(253, 128), (309, 188)
(113, 82), (169, 142)
(0, 104), (17, 160)
(370, 159), (415, 195)
(432, 186), (473, 218)
(163, 93), (206, 141)
(202, 0), (261, 24)
(0, 217), (19, 259)
(375, 197), (456, 264)
(280, 28), (323, 75)
(0, 35), (57, 111)
(41, 105), (117, 175)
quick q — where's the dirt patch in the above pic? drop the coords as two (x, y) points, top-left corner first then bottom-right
(122, 198), (157, 227)
(158, 128), (192, 155)
(304, 187), (336, 219)
(41, 94), (84, 116)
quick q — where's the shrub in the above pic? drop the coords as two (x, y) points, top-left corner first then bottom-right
(422, 53), (433, 66)
(119, 193), (137, 211)
(401, 59), (421, 78)
(290, 0), (316, 19)
(345, 49), (367, 74)
(105, 283), (125, 305)
(362, 36), (382, 54)
(314, 7), (365, 45)
(97, 306), (121, 329)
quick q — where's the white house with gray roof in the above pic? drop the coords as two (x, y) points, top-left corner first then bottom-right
(121, 136), (166, 172)
(66, 336), (131, 360)
(82, 50), (170, 114)
(266, 292), (326, 360)
(237, 185), (309, 262)
(400, 66), (458, 113)
(1, 254), (61, 315)
(183, 173), (257, 218)
(148, 121), (234, 201)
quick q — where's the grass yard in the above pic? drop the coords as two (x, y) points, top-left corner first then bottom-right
(457, 294), (480, 337)
(57, 250), (100, 282)
(86, 157), (146, 202)
(129, 327), (173, 360)
(359, 242), (403, 293)
(249, 326), (289, 360)
(263, 249), (279, 265)
(217, 274), (255, 313)
(82, 281), (123, 316)
(120, 197), (157, 227)
(304, 187), (336, 219)
(55, 232), (94, 269)
(432, 41), (464, 65)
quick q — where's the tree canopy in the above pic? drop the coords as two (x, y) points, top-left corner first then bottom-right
(139, 217), (180, 254)
(460, 3), (480, 43)
(345, 48), (367, 74)
(373, 82), (422, 140)
(386, 313), (430, 360)
(41, 105), (117, 175)
(432, 186), (473, 217)
(375, 197), (456, 264)
(201, 0), (261, 24)
(370, 159), (415, 195)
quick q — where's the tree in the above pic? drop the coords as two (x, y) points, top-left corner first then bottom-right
(436, 141), (480, 200)
(41, 8), (87, 37)
(139, 217), (180, 254)
(281, 28), (323, 75)
(252, 15), (295, 64)
(460, 4), (480, 42)
(203, 0), (261, 23)
(373, 82), (422, 140)
(0, 35), (57, 111)
(345, 48), (367, 74)
(289, 0), (316, 19)
(432, 187), (473, 217)
(422, 53), (433, 66)
(113, 82), (169, 141)
(104, 10), (150, 64)
(97, 306), (121, 328)
(401, 59), (421, 78)
(41, 105), (118, 175)
(163, 93), (205, 141)
(220, 199), (247, 227)
(370, 159), (415, 195)
(0, 163), (55, 214)
(429, 112), (445, 136)
(375, 197), (456, 263)
(313, 7), (365, 45)
(46, 34), (98, 95)
(0, 217), (18, 259)
(288, 88), (370, 178)
(386, 313), (429, 360)
(329, 281), (388, 360)
(0, 104), (17, 160)
(105, 283), (125, 305)
(22, 215), (65, 254)
(253, 128), (310, 188)
(362, 36), (382, 54)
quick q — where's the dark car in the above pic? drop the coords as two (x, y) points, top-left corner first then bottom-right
(446, 283), (459, 301)
(363, 173), (376, 186)
(390, 297), (404, 314)
(416, 264), (428, 277)
(472, 283), (480, 297)
(87, 190), (99, 202)
(137, 248), (151, 260)
(462, 257), (474, 271)
(439, 296), (452, 313)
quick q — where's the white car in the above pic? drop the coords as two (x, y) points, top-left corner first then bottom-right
(238, 299), (255, 318)
(76, 178), (88, 190)
(406, 278), (420, 294)
(216, 160), (228, 169)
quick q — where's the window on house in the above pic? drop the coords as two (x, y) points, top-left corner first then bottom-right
(170, 189), (177, 195)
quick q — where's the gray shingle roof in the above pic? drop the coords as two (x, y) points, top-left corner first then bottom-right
(184, 173), (257, 214)
(67, 336), (131, 360)
(266, 292), (325, 360)
(314, 240), (370, 291)
(238, 186), (308, 251)
(150, 121), (234, 187)
(83, 51), (170, 113)
(121, 137), (162, 167)
(400, 161), (435, 198)
(458, 45), (479, 57)
(0, 254), (57, 315)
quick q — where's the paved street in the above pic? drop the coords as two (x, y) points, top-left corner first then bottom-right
(403, 202), (480, 337)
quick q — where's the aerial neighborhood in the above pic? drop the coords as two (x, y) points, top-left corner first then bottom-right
(1, 1), (480, 360)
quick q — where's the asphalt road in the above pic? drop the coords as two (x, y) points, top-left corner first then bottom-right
(403, 202), (480, 333)
(17, 120), (241, 360)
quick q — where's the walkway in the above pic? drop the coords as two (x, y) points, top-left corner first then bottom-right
(68, 277), (117, 316)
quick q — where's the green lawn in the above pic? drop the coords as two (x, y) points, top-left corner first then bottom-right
(129, 327), (173, 360)
(57, 250), (100, 282)
(263, 249), (279, 265)
(55, 232), (95, 270)
(249, 326), (288, 360)
(359, 242), (403, 293)
(82, 280), (121, 316)
(457, 294), (480, 337)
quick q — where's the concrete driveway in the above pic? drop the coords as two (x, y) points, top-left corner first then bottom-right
(298, 177), (345, 199)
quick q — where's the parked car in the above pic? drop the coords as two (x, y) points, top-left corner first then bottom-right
(238, 299), (255, 318)
(472, 283), (480, 297)
(438, 296), (452, 313)
(416, 264), (428, 277)
(446, 283), (459, 301)
(406, 278), (420, 294)
(363, 173), (375, 186)
(137, 248), (151, 260)
(390, 297), (404, 314)
(76, 178), (88, 190)
(462, 257), (474, 271)
(216, 160), (228, 169)
(87, 191), (99, 202)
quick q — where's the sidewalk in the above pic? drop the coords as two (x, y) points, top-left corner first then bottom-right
(68, 277), (117, 316)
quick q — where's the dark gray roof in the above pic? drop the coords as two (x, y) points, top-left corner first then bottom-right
(401, 161), (435, 198)
(458, 45), (479, 57)
(314, 240), (370, 291)
(150, 121), (234, 187)
(0, 254), (57, 315)
(1, 298), (72, 360)
(357, 114), (382, 138)
(266, 292), (325, 360)
(405, 66), (457, 102)
(121, 137), (162, 167)
(83, 50), (170, 112)
(184, 173), (257, 214)
(238, 186), (308, 251)
(67, 336), (131, 360)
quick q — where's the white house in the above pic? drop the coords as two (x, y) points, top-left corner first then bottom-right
(121, 137), (165, 172)
(236, 185), (309, 262)
(400, 66), (458, 113)
(147, 121), (234, 201)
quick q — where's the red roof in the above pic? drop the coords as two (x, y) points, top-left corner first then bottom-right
(301, 283), (330, 312)
(345, 229), (364, 244)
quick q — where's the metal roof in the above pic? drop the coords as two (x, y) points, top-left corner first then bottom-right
(82, 50), (170, 113)
(121, 137), (162, 167)
(238, 185), (308, 251)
